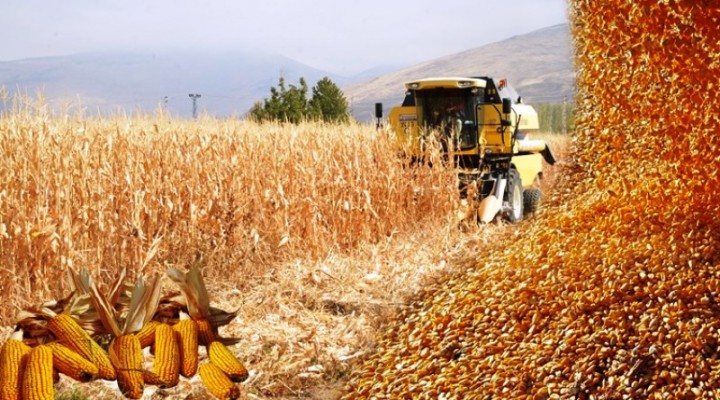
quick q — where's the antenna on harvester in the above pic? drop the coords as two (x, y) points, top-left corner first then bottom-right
(189, 93), (201, 119)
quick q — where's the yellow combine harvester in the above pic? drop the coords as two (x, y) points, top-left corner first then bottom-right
(376, 76), (556, 223)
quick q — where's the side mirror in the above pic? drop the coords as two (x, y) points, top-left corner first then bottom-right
(502, 98), (512, 114)
(375, 103), (383, 130)
(501, 98), (513, 127)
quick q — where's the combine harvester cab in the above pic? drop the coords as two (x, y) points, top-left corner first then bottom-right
(377, 76), (556, 223)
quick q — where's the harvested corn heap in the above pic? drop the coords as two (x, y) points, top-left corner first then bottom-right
(343, 1), (720, 398)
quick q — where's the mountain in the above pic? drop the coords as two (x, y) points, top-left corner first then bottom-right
(343, 24), (575, 121)
(0, 51), (346, 117)
(0, 24), (573, 119)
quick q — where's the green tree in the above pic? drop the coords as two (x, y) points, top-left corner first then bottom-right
(248, 76), (350, 124)
(308, 77), (350, 122)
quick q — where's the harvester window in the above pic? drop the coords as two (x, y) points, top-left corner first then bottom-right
(414, 88), (476, 151)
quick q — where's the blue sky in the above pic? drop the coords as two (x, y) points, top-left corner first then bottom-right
(1, 0), (569, 75)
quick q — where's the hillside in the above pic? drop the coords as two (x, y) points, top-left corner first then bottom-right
(0, 51), (345, 118)
(344, 23), (574, 120)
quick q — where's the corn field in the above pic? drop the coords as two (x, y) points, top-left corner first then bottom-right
(0, 104), (458, 324)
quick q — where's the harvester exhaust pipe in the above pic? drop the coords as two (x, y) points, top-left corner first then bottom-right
(477, 177), (507, 223)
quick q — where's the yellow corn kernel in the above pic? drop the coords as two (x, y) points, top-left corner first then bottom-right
(135, 320), (161, 349)
(46, 342), (98, 382)
(46, 314), (116, 380)
(21, 345), (54, 400)
(172, 318), (199, 378)
(152, 324), (179, 388)
(208, 341), (248, 383)
(0, 331), (32, 400)
(109, 334), (144, 399)
(195, 317), (216, 346)
(198, 362), (241, 400)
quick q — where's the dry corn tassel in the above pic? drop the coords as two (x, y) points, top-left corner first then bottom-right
(152, 324), (180, 388)
(21, 345), (54, 400)
(109, 334), (144, 399)
(173, 313), (199, 377)
(199, 362), (242, 400)
(45, 342), (98, 382)
(43, 312), (116, 380)
(135, 320), (161, 349)
(0, 330), (32, 400)
(208, 341), (248, 383)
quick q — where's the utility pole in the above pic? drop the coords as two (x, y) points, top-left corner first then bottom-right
(189, 93), (201, 119)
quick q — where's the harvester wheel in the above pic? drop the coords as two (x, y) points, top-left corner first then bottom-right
(504, 169), (524, 223)
(523, 187), (542, 216)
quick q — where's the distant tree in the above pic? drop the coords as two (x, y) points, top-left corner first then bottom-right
(308, 77), (350, 123)
(248, 76), (307, 123)
(283, 77), (309, 123)
(535, 102), (575, 133)
(248, 76), (350, 124)
(248, 101), (267, 121)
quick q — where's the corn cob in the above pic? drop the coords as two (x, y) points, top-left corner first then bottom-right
(45, 342), (98, 382)
(135, 320), (160, 349)
(172, 313), (199, 377)
(198, 362), (242, 400)
(51, 369), (59, 385)
(152, 324), (179, 388)
(0, 330), (32, 400)
(109, 334), (144, 399)
(45, 313), (116, 380)
(21, 345), (54, 400)
(141, 370), (168, 387)
(207, 341), (248, 383)
(195, 317), (217, 346)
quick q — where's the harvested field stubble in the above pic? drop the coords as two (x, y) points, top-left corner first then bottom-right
(343, 1), (720, 399)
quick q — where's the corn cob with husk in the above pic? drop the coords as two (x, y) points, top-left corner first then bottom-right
(13, 291), (77, 348)
(0, 330), (32, 400)
(172, 312), (199, 378)
(207, 341), (248, 383)
(198, 362), (242, 400)
(78, 269), (163, 399)
(152, 323), (179, 388)
(40, 310), (116, 380)
(45, 341), (98, 382)
(21, 345), (54, 400)
(166, 265), (239, 347)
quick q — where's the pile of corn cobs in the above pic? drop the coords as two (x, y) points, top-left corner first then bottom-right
(0, 265), (247, 400)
